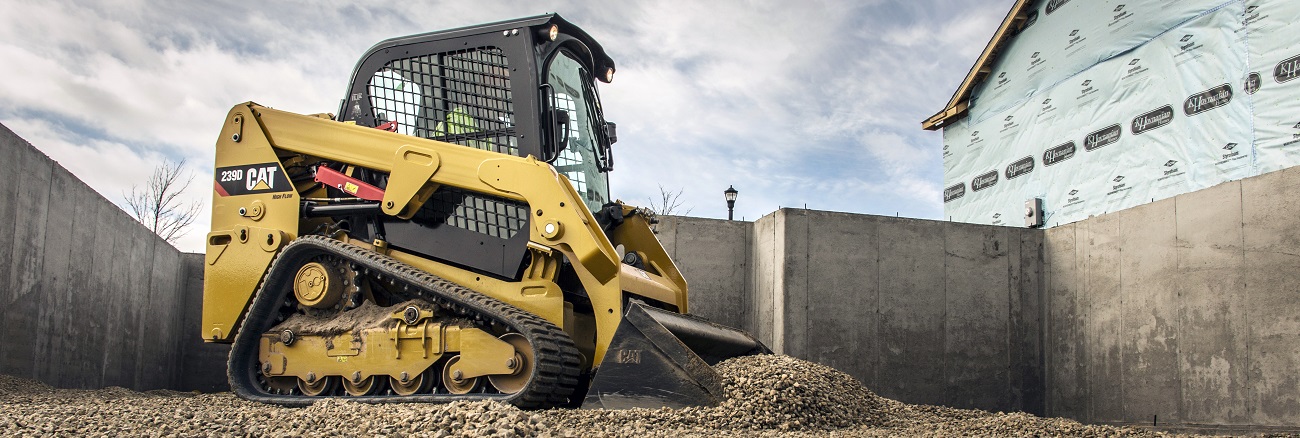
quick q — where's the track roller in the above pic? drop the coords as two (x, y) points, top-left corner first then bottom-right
(488, 333), (533, 394)
(390, 371), (431, 396)
(442, 356), (480, 394)
(298, 375), (338, 396)
(343, 375), (384, 396)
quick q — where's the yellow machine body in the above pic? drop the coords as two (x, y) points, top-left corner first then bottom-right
(203, 103), (688, 369)
(203, 14), (767, 410)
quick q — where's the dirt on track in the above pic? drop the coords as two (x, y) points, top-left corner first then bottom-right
(0, 355), (1209, 437)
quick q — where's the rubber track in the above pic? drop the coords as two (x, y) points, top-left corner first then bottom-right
(226, 235), (583, 409)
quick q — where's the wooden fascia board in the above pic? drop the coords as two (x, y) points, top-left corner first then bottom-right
(922, 0), (1035, 131)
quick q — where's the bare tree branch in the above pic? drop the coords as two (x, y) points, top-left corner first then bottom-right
(125, 158), (202, 244)
(643, 185), (693, 234)
(646, 184), (694, 217)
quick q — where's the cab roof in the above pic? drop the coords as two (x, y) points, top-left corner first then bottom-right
(359, 14), (616, 76)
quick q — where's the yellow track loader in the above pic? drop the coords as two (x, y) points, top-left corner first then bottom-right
(202, 14), (768, 409)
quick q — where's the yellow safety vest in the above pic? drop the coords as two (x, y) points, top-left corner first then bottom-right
(433, 107), (489, 151)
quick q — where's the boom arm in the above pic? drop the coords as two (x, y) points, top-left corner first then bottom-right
(208, 102), (654, 366)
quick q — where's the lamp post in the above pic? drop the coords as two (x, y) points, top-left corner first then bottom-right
(724, 185), (738, 221)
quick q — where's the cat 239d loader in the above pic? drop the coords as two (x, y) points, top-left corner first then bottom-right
(201, 14), (769, 410)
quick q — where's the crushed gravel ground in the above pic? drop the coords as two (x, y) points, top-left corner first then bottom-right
(0, 354), (1234, 437)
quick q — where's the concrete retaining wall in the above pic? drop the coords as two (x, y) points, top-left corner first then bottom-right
(1044, 168), (1300, 430)
(663, 193), (1300, 430)
(762, 210), (1044, 414)
(653, 216), (753, 334)
(658, 211), (1047, 415)
(0, 123), (204, 391)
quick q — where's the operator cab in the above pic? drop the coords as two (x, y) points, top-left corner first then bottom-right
(334, 14), (617, 279)
(339, 14), (616, 215)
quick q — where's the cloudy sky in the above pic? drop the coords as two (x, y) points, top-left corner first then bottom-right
(0, 0), (1010, 252)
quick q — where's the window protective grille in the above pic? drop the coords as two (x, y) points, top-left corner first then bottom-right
(367, 47), (518, 156)
(367, 47), (527, 238)
(414, 186), (527, 239)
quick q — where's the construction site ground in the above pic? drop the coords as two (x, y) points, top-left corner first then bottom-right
(0, 354), (1236, 437)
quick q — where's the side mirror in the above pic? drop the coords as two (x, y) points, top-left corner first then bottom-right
(594, 121), (614, 172)
(604, 121), (618, 144)
(600, 131), (614, 172)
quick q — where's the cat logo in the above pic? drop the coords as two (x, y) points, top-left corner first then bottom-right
(247, 166), (278, 191)
(215, 162), (293, 197)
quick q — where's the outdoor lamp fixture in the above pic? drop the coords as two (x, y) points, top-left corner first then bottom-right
(724, 185), (738, 221)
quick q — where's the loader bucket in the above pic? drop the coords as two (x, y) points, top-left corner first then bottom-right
(581, 302), (771, 409)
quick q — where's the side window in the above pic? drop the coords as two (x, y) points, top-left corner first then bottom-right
(546, 52), (609, 213)
(551, 88), (588, 194)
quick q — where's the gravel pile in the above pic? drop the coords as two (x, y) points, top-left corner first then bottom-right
(0, 355), (1208, 437)
(543, 355), (887, 434)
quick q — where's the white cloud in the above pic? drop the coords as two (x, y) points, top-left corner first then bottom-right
(0, 117), (213, 252)
(0, 0), (1014, 251)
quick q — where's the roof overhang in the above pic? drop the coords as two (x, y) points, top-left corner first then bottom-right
(921, 0), (1039, 131)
